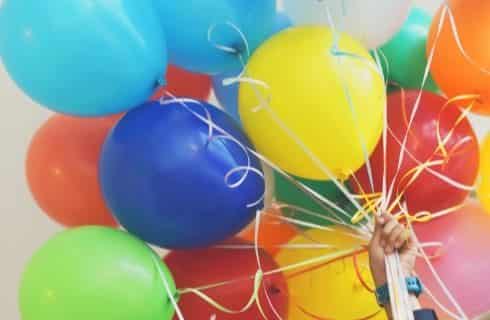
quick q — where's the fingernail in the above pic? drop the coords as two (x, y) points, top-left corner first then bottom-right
(385, 246), (393, 254)
(380, 240), (386, 248)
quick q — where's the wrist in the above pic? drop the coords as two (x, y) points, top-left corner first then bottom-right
(375, 276), (423, 307)
(372, 271), (387, 288)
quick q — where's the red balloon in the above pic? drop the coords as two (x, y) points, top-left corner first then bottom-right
(352, 90), (479, 214)
(152, 65), (212, 100)
(26, 114), (120, 227)
(165, 239), (289, 320)
(415, 201), (490, 318)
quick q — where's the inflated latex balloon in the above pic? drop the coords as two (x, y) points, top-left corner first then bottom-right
(275, 228), (386, 320)
(100, 100), (265, 248)
(415, 201), (490, 318)
(380, 7), (439, 92)
(152, 65), (212, 101)
(26, 115), (119, 227)
(283, 0), (411, 49)
(19, 227), (176, 320)
(212, 11), (292, 123)
(154, 0), (275, 74)
(352, 90), (479, 215)
(239, 26), (385, 180)
(274, 172), (357, 226)
(427, 0), (490, 115)
(478, 134), (490, 214)
(237, 205), (298, 256)
(165, 239), (289, 319)
(0, 0), (167, 116)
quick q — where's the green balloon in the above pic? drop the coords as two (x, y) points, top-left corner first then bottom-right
(19, 227), (176, 320)
(274, 172), (357, 226)
(378, 7), (439, 92)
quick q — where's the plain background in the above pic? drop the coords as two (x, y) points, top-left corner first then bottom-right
(1, 0), (488, 319)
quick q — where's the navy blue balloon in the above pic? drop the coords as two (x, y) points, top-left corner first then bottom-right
(154, 0), (276, 75)
(100, 100), (264, 248)
(212, 12), (292, 123)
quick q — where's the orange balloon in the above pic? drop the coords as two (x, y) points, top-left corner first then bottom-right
(427, 0), (490, 115)
(238, 205), (298, 256)
(26, 115), (120, 227)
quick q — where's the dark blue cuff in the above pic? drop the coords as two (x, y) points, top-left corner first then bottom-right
(414, 309), (438, 320)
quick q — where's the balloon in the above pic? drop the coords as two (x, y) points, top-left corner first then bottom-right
(352, 90), (479, 215)
(283, 0), (410, 49)
(152, 65), (212, 101)
(478, 134), (490, 213)
(274, 172), (357, 226)
(212, 12), (292, 123)
(100, 100), (265, 248)
(415, 201), (490, 318)
(165, 239), (289, 319)
(275, 227), (386, 320)
(273, 11), (293, 34)
(26, 114), (119, 227)
(239, 26), (385, 180)
(427, 0), (490, 115)
(0, 1), (167, 116)
(213, 72), (241, 123)
(154, 0), (276, 75)
(19, 227), (176, 320)
(379, 7), (439, 92)
(237, 205), (298, 256)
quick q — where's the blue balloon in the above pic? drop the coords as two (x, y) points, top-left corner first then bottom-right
(0, 0), (167, 116)
(100, 100), (265, 248)
(273, 11), (293, 34)
(212, 72), (240, 123)
(212, 12), (292, 122)
(154, 0), (276, 75)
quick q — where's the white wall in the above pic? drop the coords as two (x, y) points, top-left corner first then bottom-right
(1, 1), (488, 319)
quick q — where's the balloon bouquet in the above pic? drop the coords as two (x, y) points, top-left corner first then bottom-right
(1, 0), (489, 319)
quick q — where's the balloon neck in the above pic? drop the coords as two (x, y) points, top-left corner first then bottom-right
(157, 76), (167, 87)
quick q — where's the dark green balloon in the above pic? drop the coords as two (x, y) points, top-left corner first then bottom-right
(274, 172), (357, 226)
(19, 227), (177, 320)
(378, 7), (439, 92)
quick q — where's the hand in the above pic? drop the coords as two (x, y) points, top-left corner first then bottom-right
(368, 213), (417, 287)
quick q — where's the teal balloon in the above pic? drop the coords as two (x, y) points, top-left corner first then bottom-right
(274, 173), (357, 227)
(154, 0), (276, 75)
(212, 11), (292, 123)
(19, 227), (176, 320)
(378, 7), (438, 92)
(0, 0), (167, 116)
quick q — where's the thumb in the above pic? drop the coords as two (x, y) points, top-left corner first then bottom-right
(371, 213), (387, 244)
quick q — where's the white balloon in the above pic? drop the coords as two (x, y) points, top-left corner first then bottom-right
(283, 0), (411, 48)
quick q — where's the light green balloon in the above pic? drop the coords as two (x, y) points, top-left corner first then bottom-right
(19, 226), (176, 320)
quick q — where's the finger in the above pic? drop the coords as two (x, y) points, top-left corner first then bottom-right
(385, 244), (394, 254)
(389, 225), (407, 249)
(404, 228), (415, 249)
(371, 214), (386, 244)
(381, 218), (399, 240)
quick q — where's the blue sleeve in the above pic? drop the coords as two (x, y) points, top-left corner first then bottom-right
(414, 309), (438, 320)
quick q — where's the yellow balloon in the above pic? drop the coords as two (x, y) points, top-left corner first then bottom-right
(478, 134), (490, 214)
(275, 227), (387, 320)
(239, 26), (385, 180)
